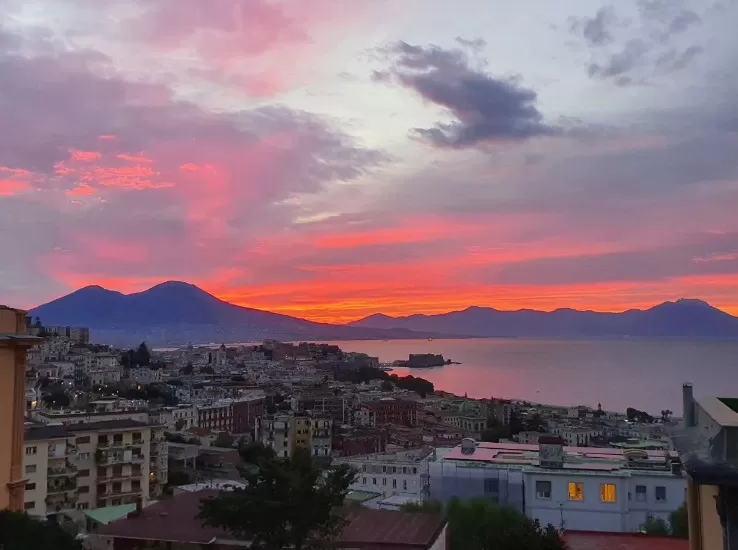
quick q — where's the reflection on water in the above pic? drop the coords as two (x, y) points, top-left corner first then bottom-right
(323, 338), (738, 414)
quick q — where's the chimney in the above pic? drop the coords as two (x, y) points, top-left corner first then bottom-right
(683, 383), (695, 428)
(539, 436), (565, 468)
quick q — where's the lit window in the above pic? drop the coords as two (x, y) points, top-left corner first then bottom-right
(536, 480), (551, 499)
(568, 482), (583, 500)
(655, 486), (666, 501)
(600, 483), (616, 502)
(635, 485), (647, 502)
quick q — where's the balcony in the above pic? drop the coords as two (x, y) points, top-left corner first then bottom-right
(98, 470), (143, 482)
(48, 445), (77, 459)
(96, 453), (145, 466)
(98, 488), (143, 500)
(47, 480), (77, 495)
(45, 493), (78, 513)
(47, 464), (78, 478)
(98, 439), (129, 449)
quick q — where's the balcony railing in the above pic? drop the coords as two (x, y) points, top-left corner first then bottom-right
(46, 481), (77, 495)
(98, 439), (128, 449)
(47, 463), (78, 477)
(98, 488), (143, 499)
(48, 445), (77, 459)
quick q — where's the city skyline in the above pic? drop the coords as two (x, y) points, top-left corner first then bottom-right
(1, 0), (737, 323)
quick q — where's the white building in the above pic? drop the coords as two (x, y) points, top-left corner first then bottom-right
(127, 368), (163, 385)
(430, 438), (686, 533)
(334, 447), (434, 498)
(89, 368), (121, 386)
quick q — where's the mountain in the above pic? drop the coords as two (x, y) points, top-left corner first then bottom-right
(348, 299), (738, 339)
(28, 281), (442, 346)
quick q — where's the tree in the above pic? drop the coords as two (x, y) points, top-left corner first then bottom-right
(640, 514), (669, 535)
(42, 391), (70, 409)
(0, 510), (82, 550)
(401, 500), (443, 514)
(136, 342), (151, 366)
(403, 498), (565, 550)
(174, 418), (186, 431)
(213, 433), (236, 448)
(669, 503), (689, 539)
(200, 447), (357, 550)
(181, 363), (194, 375)
(481, 422), (511, 443)
(380, 380), (394, 391)
(660, 409), (673, 422)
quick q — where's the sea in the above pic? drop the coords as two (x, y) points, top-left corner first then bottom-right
(322, 338), (738, 415)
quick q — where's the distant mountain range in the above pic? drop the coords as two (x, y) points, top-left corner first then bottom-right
(28, 282), (738, 346)
(349, 299), (738, 339)
(28, 282), (441, 346)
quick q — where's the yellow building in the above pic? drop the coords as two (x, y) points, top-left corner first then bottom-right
(0, 306), (39, 511)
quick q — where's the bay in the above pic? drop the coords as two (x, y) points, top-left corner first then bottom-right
(324, 338), (738, 415)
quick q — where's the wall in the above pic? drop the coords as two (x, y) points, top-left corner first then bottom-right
(524, 471), (686, 532)
(698, 484), (723, 550)
(428, 523), (448, 550)
(0, 347), (17, 509)
(429, 461), (524, 510)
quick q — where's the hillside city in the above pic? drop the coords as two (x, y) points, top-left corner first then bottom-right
(8, 305), (735, 550)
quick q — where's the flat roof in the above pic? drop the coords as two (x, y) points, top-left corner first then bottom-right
(439, 441), (679, 476)
(564, 530), (688, 550)
(25, 419), (151, 441)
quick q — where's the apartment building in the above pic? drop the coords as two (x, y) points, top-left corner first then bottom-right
(334, 447), (434, 498)
(23, 419), (168, 519)
(430, 437), (686, 532)
(292, 391), (353, 424)
(257, 412), (333, 458)
(365, 398), (418, 427)
(0, 306), (39, 511)
(198, 402), (233, 432)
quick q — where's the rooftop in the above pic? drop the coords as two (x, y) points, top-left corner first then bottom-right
(438, 441), (681, 476)
(25, 419), (151, 441)
(97, 490), (446, 548)
(564, 530), (688, 550)
(336, 447), (435, 464)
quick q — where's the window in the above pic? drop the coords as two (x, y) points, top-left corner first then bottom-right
(78, 469), (90, 477)
(25, 446), (37, 456)
(25, 465), (36, 474)
(635, 485), (647, 502)
(402, 467), (407, 474)
(76, 436), (90, 444)
(79, 486), (89, 493)
(25, 483), (36, 491)
(655, 486), (667, 501)
(382, 466), (386, 472)
(383, 477), (387, 486)
(403, 480), (407, 491)
(393, 479), (397, 489)
(484, 478), (499, 494)
(372, 478), (377, 485)
(24, 502), (34, 510)
(413, 467), (417, 474)
(600, 484), (617, 503)
(535, 481), (551, 499)
(78, 503), (89, 510)
(568, 482), (584, 501)
(362, 477), (366, 485)
(78, 452), (90, 460)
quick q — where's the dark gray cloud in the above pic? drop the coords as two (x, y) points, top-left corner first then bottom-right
(571, 2), (706, 84)
(569, 7), (618, 46)
(378, 41), (559, 148)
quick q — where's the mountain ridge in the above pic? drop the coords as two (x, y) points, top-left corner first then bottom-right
(347, 298), (738, 339)
(28, 283), (738, 345)
(28, 282), (445, 346)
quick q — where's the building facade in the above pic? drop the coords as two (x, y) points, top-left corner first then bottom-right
(429, 438), (686, 532)
(334, 448), (434, 498)
(366, 398), (418, 426)
(23, 419), (168, 518)
(0, 306), (39, 511)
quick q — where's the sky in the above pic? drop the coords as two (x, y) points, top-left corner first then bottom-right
(1, 0), (737, 323)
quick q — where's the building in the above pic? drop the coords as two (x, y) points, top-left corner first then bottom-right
(45, 325), (90, 344)
(23, 419), (168, 518)
(334, 447), (434, 498)
(94, 490), (448, 550)
(0, 306), (39, 511)
(430, 437), (686, 532)
(333, 428), (389, 457)
(366, 398), (418, 426)
(231, 395), (264, 435)
(198, 401), (233, 433)
(672, 384), (738, 549)
(257, 412), (332, 459)
(292, 391), (353, 424)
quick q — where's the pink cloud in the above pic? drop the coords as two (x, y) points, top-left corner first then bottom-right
(69, 149), (102, 162)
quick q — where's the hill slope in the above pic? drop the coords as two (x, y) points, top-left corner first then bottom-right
(29, 281), (439, 346)
(348, 299), (738, 339)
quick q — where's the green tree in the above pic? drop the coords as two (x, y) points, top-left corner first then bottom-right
(640, 513), (669, 535)
(200, 447), (356, 550)
(213, 433), (236, 448)
(481, 422), (511, 443)
(136, 342), (151, 366)
(403, 498), (565, 550)
(380, 380), (394, 391)
(174, 418), (186, 431)
(181, 363), (194, 375)
(0, 510), (82, 550)
(669, 503), (689, 539)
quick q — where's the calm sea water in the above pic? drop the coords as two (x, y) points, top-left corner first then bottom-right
(324, 338), (738, 415)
